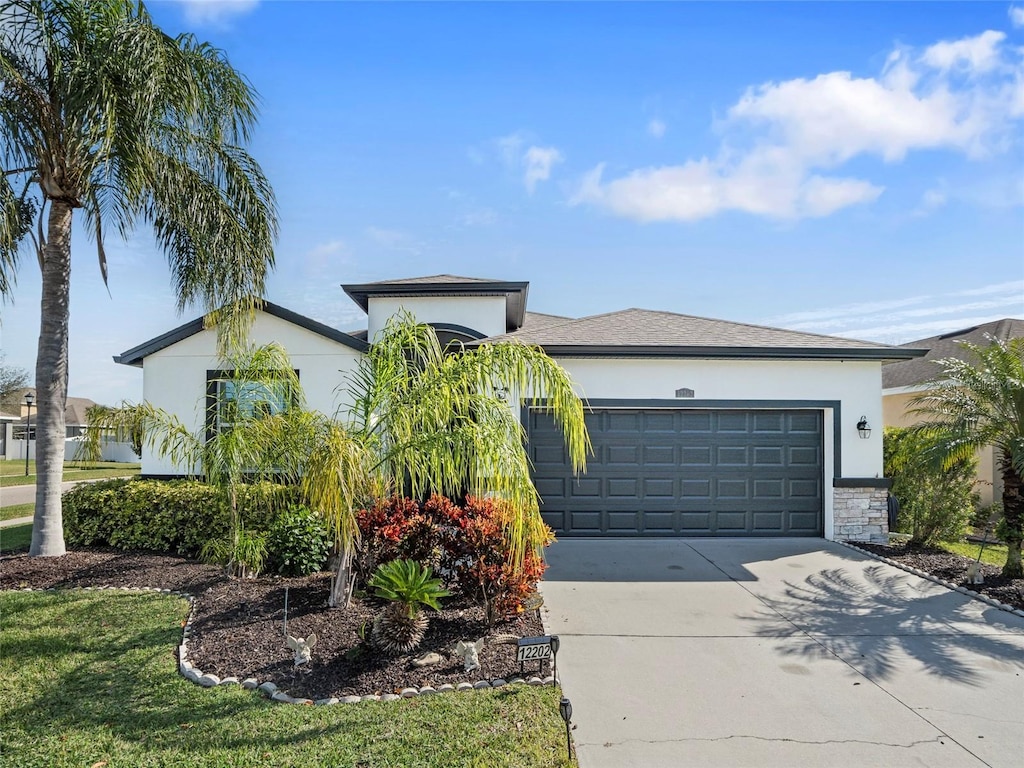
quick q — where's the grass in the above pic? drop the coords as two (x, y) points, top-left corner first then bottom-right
(0, 460), (140, 488)
(0, 522), (32, 553)
(0, 590), (576, 767)
(938, 539), (1009, 568)
(1, 502), (34, 522)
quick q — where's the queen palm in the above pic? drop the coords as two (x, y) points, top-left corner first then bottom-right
(911, 337), (1024, 578)
(0, 0), (277, 556)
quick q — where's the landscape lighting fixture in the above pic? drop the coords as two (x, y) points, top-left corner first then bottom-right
(856, 416), (871, 439)
(559, 697), (573, 760)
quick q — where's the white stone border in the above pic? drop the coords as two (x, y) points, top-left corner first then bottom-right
(839, 541), (1024, 619)
(11, 584), (557, 705)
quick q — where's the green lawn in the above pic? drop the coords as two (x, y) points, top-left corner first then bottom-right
(0, 460), (140, 488)
(938, 540), (1009, 568)
(0, 590), (576, 767)
(0, 522), (32, 553)
(0, 502), (34, 522)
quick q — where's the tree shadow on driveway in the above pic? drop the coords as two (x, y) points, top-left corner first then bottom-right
(741, 565), (1024, 686)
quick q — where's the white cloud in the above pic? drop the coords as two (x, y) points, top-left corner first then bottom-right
(365, 227), (423, 255)
(1011, 6), (1024, 28)
(765, 280), (1024, 344)
(493, 133), (563, 192)
(523, 146), (563, 193)
(647, 119), (667, 138)
(920, 30), (1006, 73)
(575, 30), (1024, 222)
(176, 0), (259, 25)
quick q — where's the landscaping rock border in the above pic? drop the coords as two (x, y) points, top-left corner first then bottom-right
(840, 540), (1024, 619)
(13, 584), (558, 705)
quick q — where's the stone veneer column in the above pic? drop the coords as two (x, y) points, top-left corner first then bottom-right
(832, 486), (888, 542)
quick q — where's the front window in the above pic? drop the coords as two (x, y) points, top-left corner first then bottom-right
(206, 370), (297, 439)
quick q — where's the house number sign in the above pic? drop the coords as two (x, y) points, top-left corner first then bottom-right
(517, 636), (553, 663)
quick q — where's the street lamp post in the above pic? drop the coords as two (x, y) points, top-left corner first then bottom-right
(23, 391), (34, 476)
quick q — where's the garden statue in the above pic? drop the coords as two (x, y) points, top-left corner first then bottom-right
(286, 633), (318, 667)
(412, 652), (443, 668)
(453, 638), (485, 672)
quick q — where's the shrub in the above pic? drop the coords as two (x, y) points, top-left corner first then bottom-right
(444, 496), (551, 625)
(354, 496), (451, 584)
(266, 505), (331, 576)
(355, 494), (551, 622)
(884, 427), (978, 546)
(61, 478), (301, 557)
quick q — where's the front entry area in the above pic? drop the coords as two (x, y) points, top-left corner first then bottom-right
(529, 407), (823, 536)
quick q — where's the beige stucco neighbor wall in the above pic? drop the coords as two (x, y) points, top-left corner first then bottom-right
(141, 312), (363, 476)
(883, 390), (1000, 507)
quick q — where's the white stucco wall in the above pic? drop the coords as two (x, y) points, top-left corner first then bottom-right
(141, 312), (364, 475)
(366, 296), (507, 341)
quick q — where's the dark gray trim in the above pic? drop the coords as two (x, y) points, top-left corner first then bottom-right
(834, 478), (892, 489)
(427, 322), (487, 341)
(526, 398), (843, 478)
(342, 280), (530, 332)
(543, 345), (924, 361)
(139, 474), (192, 481)
(114, 301), (369, 367)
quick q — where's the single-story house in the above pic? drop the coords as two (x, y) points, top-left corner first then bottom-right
(1, 389), (105, 461)
(115, 274), (925, 543)
(882, 318), (1024, 508)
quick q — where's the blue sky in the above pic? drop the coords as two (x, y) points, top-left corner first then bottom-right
(2, 1), (1023, 405)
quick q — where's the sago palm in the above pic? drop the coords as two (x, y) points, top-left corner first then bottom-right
(910, 336), (1024, 578)
(0, 0), (277, 556)
(368, 559), (450, 654)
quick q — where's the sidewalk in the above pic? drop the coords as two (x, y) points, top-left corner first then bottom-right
(0, 515), (32, 528)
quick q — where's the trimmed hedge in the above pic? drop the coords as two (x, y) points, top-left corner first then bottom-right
(62, 478), (302, 558)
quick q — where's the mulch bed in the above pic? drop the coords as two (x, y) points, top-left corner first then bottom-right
(849, 541), (1024, 612)
(0, 548), (547, 700)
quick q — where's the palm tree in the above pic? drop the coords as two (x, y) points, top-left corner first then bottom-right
(0, 0), (277, 556)
(97, 344), (302, 576)
(346, 311), (590, 570)
(910, 336), (1024, 578)
(92, 315), (590, 608)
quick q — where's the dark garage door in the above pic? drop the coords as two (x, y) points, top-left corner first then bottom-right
(529, 408), (823, 536)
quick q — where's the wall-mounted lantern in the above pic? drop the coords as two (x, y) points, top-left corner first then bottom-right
(856, 416), (871, 439)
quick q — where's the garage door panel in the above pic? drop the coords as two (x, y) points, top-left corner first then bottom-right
(752, 511), (784, 531)
(682, 446), (712, 465)
(717, 446), (748, 465)
(531, 408), (822, 537)
(717, 479), (748, 498)
(716, 511), (748, 531)
(643, 445), (675, 464)
(608, 512), (640, 531)
(790, 446), (820, 466)
(644, 478), (675, 497)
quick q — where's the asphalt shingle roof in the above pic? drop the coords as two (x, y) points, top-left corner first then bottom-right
(359, 274), (500, 285)
(484, 308), (911, 355)
(882, 318), (1024, 389)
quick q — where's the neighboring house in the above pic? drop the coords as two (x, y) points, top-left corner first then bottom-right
(115, 274), (925, 543)
(882, 318), (1024, 508)
(1, 389), (107, 461)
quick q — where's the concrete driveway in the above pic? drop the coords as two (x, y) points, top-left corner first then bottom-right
(540, 539), (1024, 768)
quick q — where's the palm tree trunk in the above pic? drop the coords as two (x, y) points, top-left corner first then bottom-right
(29, 200), (73, 557)
(329, 542), (355, 608)
(1000, 459), (1023, 579)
